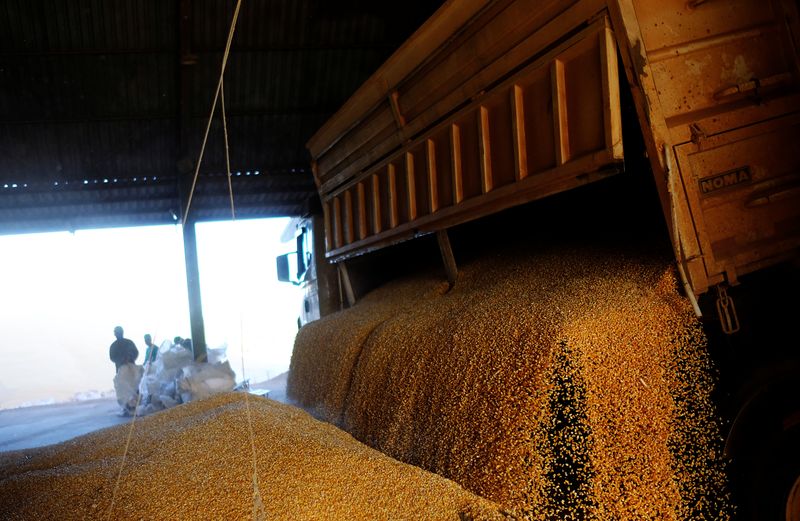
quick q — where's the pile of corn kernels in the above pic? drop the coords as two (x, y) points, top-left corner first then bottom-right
(288, 245), (732, 519)
(287, 274), (447, 423)
(0, 392), (507, 520)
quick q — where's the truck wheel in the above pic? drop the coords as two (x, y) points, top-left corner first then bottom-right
(788, 474), (800, 521)
(727, 381), (800, 520)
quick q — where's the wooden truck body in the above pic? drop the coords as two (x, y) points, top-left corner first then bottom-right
(300, 0), (800, 518)
(308, 0), (799, 300)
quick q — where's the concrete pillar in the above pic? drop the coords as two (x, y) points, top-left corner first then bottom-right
(182, 219), (207, 362)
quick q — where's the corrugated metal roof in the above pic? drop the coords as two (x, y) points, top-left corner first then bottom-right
(0, 0), (443, 234)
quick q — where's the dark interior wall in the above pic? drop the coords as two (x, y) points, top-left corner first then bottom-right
(0, 0), (445, 234)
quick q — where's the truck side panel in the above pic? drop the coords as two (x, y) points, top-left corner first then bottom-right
(610, 0), (800, 293)
(313, 9), (624, 261)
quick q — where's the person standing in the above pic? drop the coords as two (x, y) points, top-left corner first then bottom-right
(109, 326), (141, 416)
(143, 334), (158, 364)
(109, 326), (138, 371)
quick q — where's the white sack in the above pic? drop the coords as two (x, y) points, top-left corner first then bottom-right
(113, 363), (144, 412)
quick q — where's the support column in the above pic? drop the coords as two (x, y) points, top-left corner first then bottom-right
(437, 229), (458, 289)
(182, 218), (207, 362)
(176, 0), (205, 362)
(338, 262), (357, 308)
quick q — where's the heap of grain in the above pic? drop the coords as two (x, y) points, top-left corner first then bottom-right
(0, 392), (507, 520)
(287, 274), (447, 423)
(288, 245), (731, 519)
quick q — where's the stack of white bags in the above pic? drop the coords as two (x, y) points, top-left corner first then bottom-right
(113, 340), (236, 416)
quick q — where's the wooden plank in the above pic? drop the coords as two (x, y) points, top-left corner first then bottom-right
(322, 201), (332, 252)
(406, 152), (418, 220)
(427, 138), (439, 212)
(511, 84), (528, 180)
(551, 59), (570, 165)
(479, 105), (494, 193)
(344, 190), (354, 245)
(451, 123), (464, 203)
(387, 163), (399, 228)
(357, 182), (368, 240)
(333, 197), (343, 249)
(600, 25), (623, 159)
(371, 173), (382, 234)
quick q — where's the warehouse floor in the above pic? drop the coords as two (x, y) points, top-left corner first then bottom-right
(0, 372), (289, 452)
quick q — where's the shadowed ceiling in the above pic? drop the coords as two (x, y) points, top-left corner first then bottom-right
(0, 0), (444, 233)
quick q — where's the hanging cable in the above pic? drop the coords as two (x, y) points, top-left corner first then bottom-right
(105, 1), (262, 518)
(221, 80), (236, 221)
(182, 0), (243, 225)
(220, 75), (266, 520)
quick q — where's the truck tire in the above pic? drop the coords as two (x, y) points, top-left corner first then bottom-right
(726, 379), (800, 520)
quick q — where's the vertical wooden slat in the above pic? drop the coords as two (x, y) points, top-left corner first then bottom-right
(406, 152), (417, 220)
(371, 173), (382, 234)
(599, 26), (623, 158)
(427, 138), (439, 212)
(356, 182), (368, 240)
(344, 190), (354, 245)
(551, 58), (570, 165)
(479, 105), (493, 193)
(387, 163), (399, 228)
(511, 84), (528, 180)
(333, 196), (343, 249)
(451, 123), (464, 203)
(322, 200), (332, 252)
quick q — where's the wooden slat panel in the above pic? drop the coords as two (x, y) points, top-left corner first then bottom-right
(393, 158), (410, 224)
(410, 143), (430, 218)
(318, 17), (623, 259)
(326, 152), (619, 261)
(512, 84), (528, 180)
(600, 26), (623, 158)
(551, 59), (570, 166)
(387, 164), (399, 228)
(519, 68), (556, 173)
(427, 139), (439, 212)
(312, 0), (606, 197)
(323, 201), (332, 252)
(370, 174), (382, 234)
(333, 196), (343, 249)
(455, 111), (482, 200)
(356, 182), (368, 241)
(343, 190), (354, 245)
(479, 106), (493, 193)
(431, 129), (454, 210)
(483, 91), (517, 189)
(563, 37), (605, 158)
(451, 124), (464, 204)
(405, 152), (418, 221)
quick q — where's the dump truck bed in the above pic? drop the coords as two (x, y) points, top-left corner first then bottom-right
(308, 0), (800, 295)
